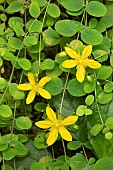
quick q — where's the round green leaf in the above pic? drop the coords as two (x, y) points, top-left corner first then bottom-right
(2, 134), (18, 142)
(0, 137), (8, 151)
(97, 66), (112, 80)
(55, 19), (77, 37)
(26, 19), (42, 33)
(97, 91), (112, 104)
(1, 164), (13, 170)
(34, 137), (45, 149)
(61, 0), (84, 12)
(46, 63), (62, 76)
(30, 162), (46, 170)
(89, 18), (97, 29)
(105, 132), (112, 140)
(9, 83), (25, 99)
(66, 8), (84, 16)
(93, 50), (108, 62)
(43, 27), (61, 46)
(34, 102), (46, 112)
(84, 109), (92, 116)
(86, 1), (107, 17)
(5, 0), (24, 14)
(8, 37), (24, 50)
(16, 116), (32, 130)
(41, 59), (54, 70)
(27, 42), (44, 53)
(0, 77), (7, 89)
(104, 83), (113, 93)
(105, 116), (113, 129)
(18, 58), (31, 70)
(85, 95), (94, 106)
(67, 78), (86, 97)
(13, 23), (24, 37)
(29, 2), (40, 18)
(90, 124), (103, 136)
(17, 134), (28, 143)
(0, 105), (12, 119)
(3, 148), (16, 160)
(81, 28), (103, 45)
(101, 13), (113, 28)
(93, 157), (113, 170)
(47, 3), (60, 18)
(67, 141), (81, 150)
(2, 51), (15, 61)
(34, 0), (47, 7)
(44, 77), (63, 95)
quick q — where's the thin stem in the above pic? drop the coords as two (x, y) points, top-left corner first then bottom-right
(62, 138), (67, 162)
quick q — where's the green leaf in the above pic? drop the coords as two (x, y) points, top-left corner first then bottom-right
(8, 17), (23, 28)
(90, 124), (103, 136)
(93, 157), (113, 170)
(97, 66), (112, 80)
(8, 37), (24, 50)
(0, 137), (8, 151)
(16, 116), (32, 130)
(93, 50), (108, 62)
(0, 77), (7, 89)
(27, 41), (44, 53)
(30, 162), (46, 170)
(41, 59), (55, 70)
(89, 18), (97, 28)
(66, 8), (84, 16)
(34, 102), (46, 112)
(84, 109), (92, 115)
(13, 22), (24, 37)
(1, 164), (13, 170)
(29, 2), (40, 18)
(0, 105), (12, 120)
(81, 28), (103, 45)
(104, 82), (113, 93)
(2, 51), (15, 61)
(32, 0), (47, 7)
(67, 141), (81, 150)
(3, 148), (16, 160)
(5, 0), (24, 14)
(105, 116), (113, 129)
(43, 27), (61, 46)
(44, 77), (63, 96)
(47, 3), (60, 18)
(97, 91), (112, 104)
(61, 0), (84, 12)
(26, 19), (42, 33)
(67, 78), (86, 97)
(85, 95), (94, 106)
(46, 63), (62, 76)
(9, 83), (25, 99)
(105, 132), (112, 140)
(76, 105), (87, 116)
(17, 134), (28, 143)
(55, 19), (77, 37)
(86, 1), (107, 17)
(18, 58), (31, 70)
(34, 137), (45, 149)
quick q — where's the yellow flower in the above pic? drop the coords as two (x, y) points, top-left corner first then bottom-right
(17, 73), (51, 104)
(62, 45), (101, 82)
(35, 105), (78, 146)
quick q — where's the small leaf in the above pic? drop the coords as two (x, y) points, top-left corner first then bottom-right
(16, 116), (32, 130)
(18, 58), (31, 70)
(90, 124), (103, 136)
(29, 2), (40, 18)
(0, 78), (7, 89)
(41, 59), (55, 70)
(85, 95), (94, 106)
(5, 0), (24, 14)
(34, 102), (46, 112)
(26, 19), (42, 33)
(47, 3), (60, 18)
(105, 116), (113, 129)
(84, 109), (92, 116)
(97, 66), (112, 80)
(104, 83), (113, 93)
(8, 37), (24, 50)
(93, 157), (113, 170)
(30, 162), (46, 170)
(0, 105), (12, 120)
(105, 132), (112, 140)
(67, 141), (81, 150)
(97, 91), (112, 104)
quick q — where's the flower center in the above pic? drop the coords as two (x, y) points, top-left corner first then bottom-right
(79, 59), (83, 64)
(33, 84), (39, 92)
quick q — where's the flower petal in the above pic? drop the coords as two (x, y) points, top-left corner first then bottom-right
(17, 84), (31, 90)
(38, 76), (51, 87)
(84, 59), (101, 68)
(35, 120), (53, 129)
(26, 90), (36, 104)
(47, 128), (58, 146)
(46, 105), (57, 122)
(76, 65), (86, 83)
(62, 59), (78, 68)
(59, 126), (72, 141)
(62, 116), (78, 126)
(28, 72), (35, 85)
(38, 88), (51, 99)
(82, 45), (92, 59)
(65, 47), (80, 59)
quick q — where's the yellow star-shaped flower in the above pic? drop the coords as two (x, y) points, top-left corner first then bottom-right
(17, 73), (51, 104)
(62, 45), (101, 82)
(35, 105), (78, 146)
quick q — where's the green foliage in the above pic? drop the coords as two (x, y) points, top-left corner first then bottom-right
(0, 0), (113, 169)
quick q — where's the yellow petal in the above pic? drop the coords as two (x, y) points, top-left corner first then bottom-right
(82, 45), (92, 59)
(38, 76), (51, 87)
(62, 116), (78, 126)
(59, 126), (72, 141)
(26, 90), (36, 104)
(62, 59), (78, 68)
(76, 65), (86, 82)
(17, 84), (31, 90)
(35, 120), (53, 129)
(38, 88), (51, 99)
(46, 105), (57, 122)
(28, 72), (35, 85)
(65, 47), (80, 59)
(47, 128), (58, 146)
(84, 59), (101, 68)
